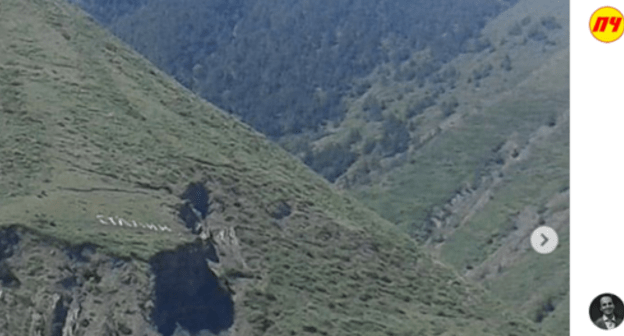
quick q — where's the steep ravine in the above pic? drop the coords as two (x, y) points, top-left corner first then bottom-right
(150, 244), (234, 336)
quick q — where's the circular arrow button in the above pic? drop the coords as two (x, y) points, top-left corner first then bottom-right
(531, 226), (559, 254)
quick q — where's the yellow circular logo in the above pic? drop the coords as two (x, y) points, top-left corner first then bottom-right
(590, 6), (624, 43)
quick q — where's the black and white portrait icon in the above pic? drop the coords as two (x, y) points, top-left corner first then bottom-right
(590, 293), (624, 330)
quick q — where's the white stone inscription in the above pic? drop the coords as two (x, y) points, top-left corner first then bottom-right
(96, 215), (172, 232)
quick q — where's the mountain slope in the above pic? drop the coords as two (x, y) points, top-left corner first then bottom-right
(0, 1), (549, 336)
(343, 0), (569, 332)
(72, 0), (518, 139)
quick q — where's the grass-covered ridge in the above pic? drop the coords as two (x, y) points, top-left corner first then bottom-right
(0, 0), (552, 335)
(0, 0), (383, 262)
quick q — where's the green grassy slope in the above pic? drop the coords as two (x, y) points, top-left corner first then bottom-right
(0, 0), (552, 335)
(343, 0), (569, 332)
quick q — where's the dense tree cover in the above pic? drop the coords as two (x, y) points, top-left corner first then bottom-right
(72, 0), (518, 138)
(68, 0), (148, 24)
(379, 114), (410, 157)
(303, 142), (358, 182)
(69, 0), (531, 181)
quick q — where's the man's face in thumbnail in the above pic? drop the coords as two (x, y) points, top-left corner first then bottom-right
(601, 296), (615, 317)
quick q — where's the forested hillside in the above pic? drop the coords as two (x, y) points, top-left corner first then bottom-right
(71, 0), (515, 139)
(65, 0), (569, 334)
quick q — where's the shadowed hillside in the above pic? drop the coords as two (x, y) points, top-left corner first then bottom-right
(71, 0), (518, 140)
(0, 0), (554, 336)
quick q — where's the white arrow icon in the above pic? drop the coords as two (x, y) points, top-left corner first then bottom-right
(531, 226), (558, 254)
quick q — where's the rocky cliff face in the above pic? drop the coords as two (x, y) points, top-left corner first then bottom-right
(0, 176), (257, 336)
(0, 183), (248, 336)
(0, 226), (159, 336)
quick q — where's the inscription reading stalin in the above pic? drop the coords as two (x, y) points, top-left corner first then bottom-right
(96, 215), (172, 232)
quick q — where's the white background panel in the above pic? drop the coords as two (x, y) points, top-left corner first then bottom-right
(571, 1), (624, 335)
